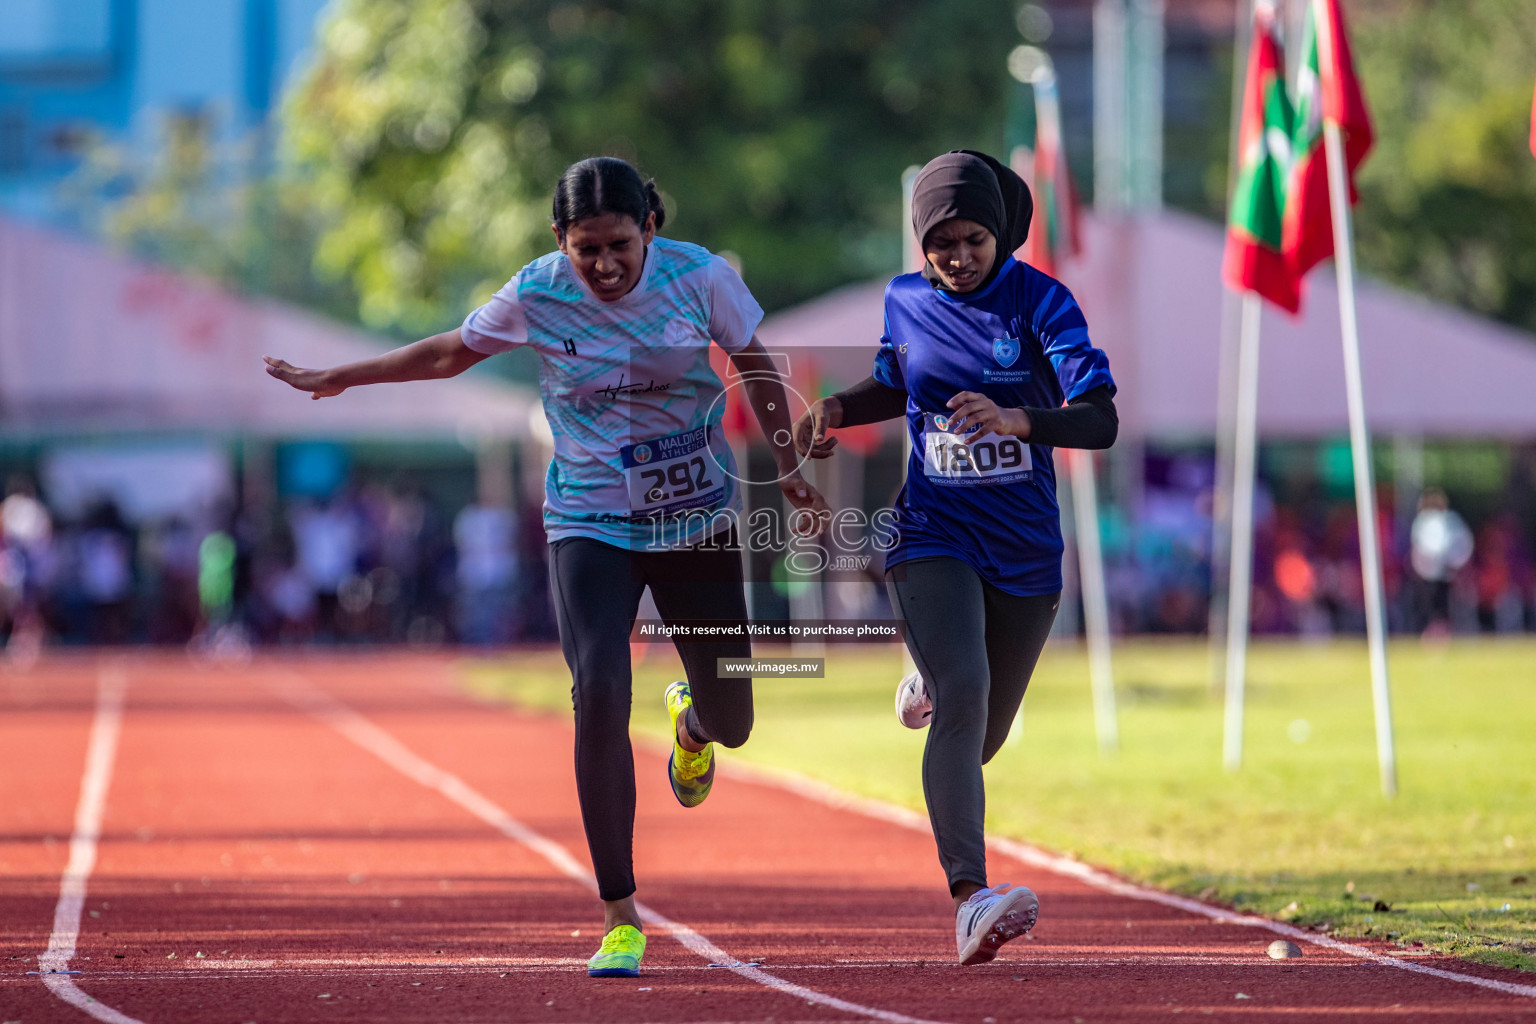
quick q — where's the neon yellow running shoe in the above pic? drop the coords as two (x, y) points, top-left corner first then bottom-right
(664, 680), (714, 808)
(587, 924), (646, 977)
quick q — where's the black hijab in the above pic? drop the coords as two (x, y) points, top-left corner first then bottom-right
(911, 150), (1033, 292)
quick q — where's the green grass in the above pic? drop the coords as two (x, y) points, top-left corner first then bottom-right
(464, 637), (1536, 972)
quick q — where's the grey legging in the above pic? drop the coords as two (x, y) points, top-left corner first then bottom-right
(887, 557), (1059, 895)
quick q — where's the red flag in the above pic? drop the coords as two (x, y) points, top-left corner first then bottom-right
(1222, 4), (1300, 313)
(1017, 72), (1081, 277)
(1282, 0), (1374, 283)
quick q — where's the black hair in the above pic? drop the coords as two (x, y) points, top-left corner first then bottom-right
(551, 156), (666, 236)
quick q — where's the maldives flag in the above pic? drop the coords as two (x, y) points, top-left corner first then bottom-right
(1021, 72), (1081, 277)
(1223, 3), (1300, 313)
(1282, 0), (1374, 282)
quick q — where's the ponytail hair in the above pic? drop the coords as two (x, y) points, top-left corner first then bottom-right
(551, 156), (666, 237)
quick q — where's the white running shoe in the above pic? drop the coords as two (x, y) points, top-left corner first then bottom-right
(895, 671), (932, 729)
(955, 884), (1039, 965)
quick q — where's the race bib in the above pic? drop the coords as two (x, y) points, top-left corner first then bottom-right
(619, 426), (728, 514)
(920, 412), (1032, 486)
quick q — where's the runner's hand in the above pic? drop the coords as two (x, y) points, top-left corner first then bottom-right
(264, 357), (345, 399)
(792, 398), (842, 459)
(945, 391), (1029, 440)
(779, 471), (831, 538)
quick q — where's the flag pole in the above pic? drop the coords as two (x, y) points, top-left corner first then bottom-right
(1022, 52), (1120, 753)
(1070, 448), (1119, 752)
(1222, 291), (1262, 772)
(1044, 64), (1118, 752)
(1322, 118), (1397, 798)
(1209, 0), (1258, 695)
(1011, 50), (1119, 753)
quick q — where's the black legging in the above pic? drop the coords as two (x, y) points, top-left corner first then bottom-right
(887, 557), (1059, 895)
(548, 534), (753, 902)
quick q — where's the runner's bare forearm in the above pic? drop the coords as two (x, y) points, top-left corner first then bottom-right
(325, 330), (488, 390)
(729, 339), (799, 474)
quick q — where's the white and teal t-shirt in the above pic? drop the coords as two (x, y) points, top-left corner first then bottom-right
(460, 237), (763, 550)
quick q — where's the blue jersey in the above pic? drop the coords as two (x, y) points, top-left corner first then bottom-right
(873, 256), (1115, 596)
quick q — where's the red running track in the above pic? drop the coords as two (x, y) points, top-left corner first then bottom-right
(2, 653), (1533, 1023)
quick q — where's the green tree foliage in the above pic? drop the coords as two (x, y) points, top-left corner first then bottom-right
(283, 0), (1018, 331)
(63, 113), (363, 328)
(1350, 0), (1536, 334)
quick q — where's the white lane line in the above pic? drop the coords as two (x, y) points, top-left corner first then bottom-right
(720, 760), (1536, 1001)
(167, 953), (1298, 971)
(273, 676), (950, 1024)
(37, 664), (147, 1024)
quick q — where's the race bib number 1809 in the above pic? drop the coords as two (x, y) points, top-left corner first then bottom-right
(920, 412), (1033, 486)
(620, 426), (727, 514)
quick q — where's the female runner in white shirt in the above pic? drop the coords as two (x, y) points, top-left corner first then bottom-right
(267, 156), (828, 978)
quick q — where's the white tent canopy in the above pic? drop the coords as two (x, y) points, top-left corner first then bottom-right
(755, 211), (1536, 440)
(0, 217), (536, 440)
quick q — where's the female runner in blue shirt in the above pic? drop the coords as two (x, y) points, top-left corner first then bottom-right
(268, 157), (828, 978)
(795, 150), (1117, 966)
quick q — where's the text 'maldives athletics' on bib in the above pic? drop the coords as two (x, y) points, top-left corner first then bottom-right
(460, 237), (764, 551)
(873, 256), (1115, 597)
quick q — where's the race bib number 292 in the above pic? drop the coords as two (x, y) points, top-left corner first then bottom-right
(921, 412), (1032, 486)
(620, 426), (726, 514)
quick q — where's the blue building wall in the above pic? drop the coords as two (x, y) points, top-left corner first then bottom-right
(0, 0), (329, 221)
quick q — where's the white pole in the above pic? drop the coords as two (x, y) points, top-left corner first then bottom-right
(1323, 119), (1397, 798)
(1093, 0), (1129, 213)
(1053, 454), (1082, 639)
(902, 166), (923, 272)
(1011, 64), (1117, 749)
(1128, 0), (1165, 210)
(1209, 0), (1256, 694)
(1222, 293), (1262, 772)
(1070, 449), (1119, 752)
(1209, 289), (1242, 692)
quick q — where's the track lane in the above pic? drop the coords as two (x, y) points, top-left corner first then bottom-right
(1, 658), (111, 1022)
(33, 657), (657, 1023)
(12, 656), (944, 1023)
(3, 653), (1533, 1024)
(302, 658), (1536, 1023)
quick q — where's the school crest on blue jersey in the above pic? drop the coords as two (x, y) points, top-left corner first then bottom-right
(993, 337), (1020, 368)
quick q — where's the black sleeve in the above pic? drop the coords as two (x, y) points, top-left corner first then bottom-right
(832, 375), (909, 427)
(1021, 384), (1118, 450)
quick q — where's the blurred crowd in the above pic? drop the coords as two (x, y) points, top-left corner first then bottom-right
(1100, 480), (1534, 638)
(0, 475), (555, 655)
(3, 468), (1533, 654)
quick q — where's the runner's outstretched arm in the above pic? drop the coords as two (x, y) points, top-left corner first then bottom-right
(263, 328), (490, 399)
